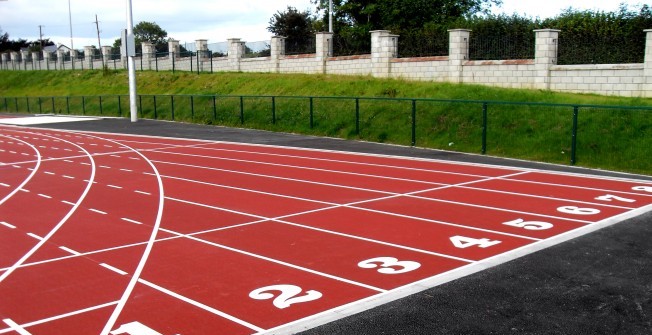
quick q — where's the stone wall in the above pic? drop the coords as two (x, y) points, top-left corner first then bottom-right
(2, 29), (651, 97)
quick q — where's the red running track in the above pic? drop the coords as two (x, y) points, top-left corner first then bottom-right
(0, 125), (651, 335)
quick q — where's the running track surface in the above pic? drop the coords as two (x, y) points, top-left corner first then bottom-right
(0, 124), (651, 335)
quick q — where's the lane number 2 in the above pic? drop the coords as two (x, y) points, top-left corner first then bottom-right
(249, 284), (322, 309)
(358, 257), (421, 274)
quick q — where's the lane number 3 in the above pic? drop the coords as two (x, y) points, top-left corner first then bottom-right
(358, 257), (421, 274)
(249, 284), (322, 309)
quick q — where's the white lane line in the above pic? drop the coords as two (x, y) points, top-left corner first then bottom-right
(0, 183), (9, 187)
(0, 130), (97, 285)
(18, 189), (29, 193)
(93, 132), (165, 335)
(107, 185), (123, 189)
(134, 190), (151, 195)
(100, 263), (128, 276)
(43, 171), (55, 175)
(26, 233), (42, 240)
(61, 200), (76, 206)
(63, 159), (74, 163)
(119, 168), (133, 172)
(99, 165), (111, 169)
(0, 302), (119, 335)
(37, 194), (52, 199)
(62, 175), (75, 179)
(121, 218), (143, 225)
(2, 318), (32, 335)
(0, 134), (41, 207)
(0, 221), (16, 229)
(59, 246), (81, 256)
(138, 279), (265, 332)
(89, 208), (108, 215)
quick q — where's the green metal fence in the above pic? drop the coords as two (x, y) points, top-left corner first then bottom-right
(1, 94), (650, 173)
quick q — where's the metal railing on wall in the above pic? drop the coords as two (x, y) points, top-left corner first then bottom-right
(1, 94), (650, 173)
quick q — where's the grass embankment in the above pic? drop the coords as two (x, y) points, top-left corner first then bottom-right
(0, 70), (650, 175)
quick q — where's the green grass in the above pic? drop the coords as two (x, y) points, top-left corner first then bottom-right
(0, 70), (651, 175)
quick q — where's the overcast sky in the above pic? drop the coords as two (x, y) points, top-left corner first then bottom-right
(0, 0), (646, 50)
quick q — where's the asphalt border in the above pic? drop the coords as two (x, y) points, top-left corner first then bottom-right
(7, 116), (652, 335)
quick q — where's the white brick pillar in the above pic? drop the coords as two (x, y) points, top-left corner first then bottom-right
(227, 38), (244, 71)
(196, 39), (208, 59)
(44, 51), (52, 69)
(21, 50), (30, 70)
(270, 36), (285, 73)
(9, 52), (18, 70)
(315, 32), (333, 74)
(643, 29), (652, 98)
(56, 49), (66, 69)
(32, 51), (40, 69)
(448, 29), (471, 83)
(168, 39), (180, 59)
(71, 50), (79, 69)
(142, 42), (155, 69)
(371, 30), (398, 78)
(83, 46), (94, 68)
(534, 29), (560, 90)
(1, 53), (8, 70)
(101, 46), (112, 66)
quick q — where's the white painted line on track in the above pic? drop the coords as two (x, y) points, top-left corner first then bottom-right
(121, 218), (143, 225)
(89, 208), (108, 215)
(0, 221), (16, 229)
(62, 175), (75, 179)
(0, 134), (41, 207)
(0, 302), (119, 335)
(134, 190), (151, 195)
(61, 200), (76, 206)
(100, 263), (128, 275)
(0, 130), (97, 285)
(37, 193), (52, 199)
(137, 279), (265, 332)
(2, 319), (32, 335)
(107, 184), (123, 189)
(26, 233), (42, 240)
(59, 246), (81, 256)
(0, 183), (9, 187)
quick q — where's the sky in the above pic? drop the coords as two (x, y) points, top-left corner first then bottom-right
(0, 0), (646, 50)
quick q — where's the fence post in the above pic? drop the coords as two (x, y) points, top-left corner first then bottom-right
(482, 102), (488, 154)
(118, 95), (122, 116)
(26, 97), (29, 113)
(271, 96), (276, 124)
(82, 96), (85, 115)
(411, 99), (416, 146)
(191, 95), (194, 120)
(355, 98), (360, 135)
(66, 96), (69, 114)
(37, 97), (42, 114)
(309, 97), (314, 128)
(571, 106), (579, 165)
(212, 95), (217, 121)
(153, 96), (158, 119)
(99, 96), (103, 115)
(51, 97), (55, 114)
(170, 95), (174, 120)
(239, 96), (244, 124)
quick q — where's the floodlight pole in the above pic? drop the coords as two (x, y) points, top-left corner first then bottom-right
(329, 0), (333, 33)
(126, 0), (138, 122)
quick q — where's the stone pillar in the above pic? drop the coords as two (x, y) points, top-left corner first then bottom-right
(371, 30), (399, 78)
(44, 51), (52, 69)
(270, 36), (285, 73)
(32, 52), (40, 70)
(227, 38), (244, 71)
(315, 32), (333, 74)
(1, 53), (9, 70)
(56, 48), (67, 69)
(71, 50), (79, 69)
(101, 46), (112, 66)
(448, 29), (471, 84)
(10, 52), (18, 70)
(168, 39), (180, 59)
(142, 42), (155, 69)
(21, 50), (30, 70)
(83, 46), (94, 69)
(196, 39), (208, 59)
(644, 29), (652, 98)
(534, 29), (561, 90)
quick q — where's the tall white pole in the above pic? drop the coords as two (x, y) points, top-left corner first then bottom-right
(126, 0), (138, 122)
(329, 0), (333, 33)
(68, 0), (73, 50)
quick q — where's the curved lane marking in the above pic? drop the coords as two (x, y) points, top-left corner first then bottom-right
(0, 134), (41, 206)
(0, 130), (96, 283)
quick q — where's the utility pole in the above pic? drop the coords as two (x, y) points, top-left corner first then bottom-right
(329, 0), (333, 33)
(38, 25), (44, 50)
(94, 14), (102, 60)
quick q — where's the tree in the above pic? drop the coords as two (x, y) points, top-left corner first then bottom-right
(311, 0), (501, 32)
(113, 21), (169, 54)
(268, 6), (316, 54)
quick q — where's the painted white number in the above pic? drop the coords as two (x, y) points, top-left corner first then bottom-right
(358, 257), (421, 274)
(111, 322), (162, 335)
(502, 218), (553, 231)
(557, 206), (600, 215)
(632, 186), (652, 193)
(249, 284), (322, 309)
(595, 194), (635, 203)
(450, 235), (501, 249)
